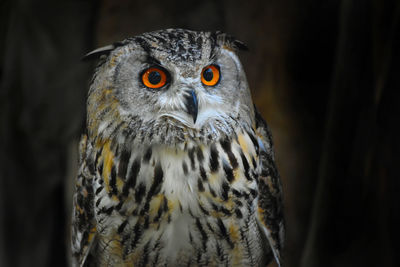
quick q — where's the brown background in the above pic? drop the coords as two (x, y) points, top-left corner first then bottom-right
(1, 0), (399, 266)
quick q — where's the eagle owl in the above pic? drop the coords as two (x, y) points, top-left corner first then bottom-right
(71, 29), (284, 267)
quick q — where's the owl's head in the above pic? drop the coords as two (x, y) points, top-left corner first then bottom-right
(86, 29), (255, 145)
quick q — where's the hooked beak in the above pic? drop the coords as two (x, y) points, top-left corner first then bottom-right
(184, 90), (198, 124)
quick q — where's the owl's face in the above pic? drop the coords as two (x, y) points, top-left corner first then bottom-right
(87, 29), (255, 144)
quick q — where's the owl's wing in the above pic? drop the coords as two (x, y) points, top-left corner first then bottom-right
(254, 107), (285, 266)
(71, 135), (97, 267)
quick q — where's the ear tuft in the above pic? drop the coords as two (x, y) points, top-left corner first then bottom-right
(82, 42), (124, 61)
(232, 39), (249, 51)
(215, 31), (249, 52)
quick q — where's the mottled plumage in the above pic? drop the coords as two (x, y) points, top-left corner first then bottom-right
(71, 29), (284, 267)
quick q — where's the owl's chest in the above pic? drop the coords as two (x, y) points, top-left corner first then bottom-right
(93, 131), (265, 265)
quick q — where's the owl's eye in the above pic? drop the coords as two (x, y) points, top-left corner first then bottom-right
(201, 65), (220, 86)
(141, 67), (168, 89)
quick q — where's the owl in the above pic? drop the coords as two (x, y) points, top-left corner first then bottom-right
(71, 29), (284, 267)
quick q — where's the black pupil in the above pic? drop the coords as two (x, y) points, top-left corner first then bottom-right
(148, 71), (161, 85)
(203, 68), (214, 81)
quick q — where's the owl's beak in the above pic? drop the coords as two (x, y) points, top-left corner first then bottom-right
(184, 90), (198, 124)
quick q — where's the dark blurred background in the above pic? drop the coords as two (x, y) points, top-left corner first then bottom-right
(1, 0), (399, 266)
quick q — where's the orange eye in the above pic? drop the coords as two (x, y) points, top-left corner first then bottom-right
(201, 65), (220, 86)
(141, 67), (167, 89)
